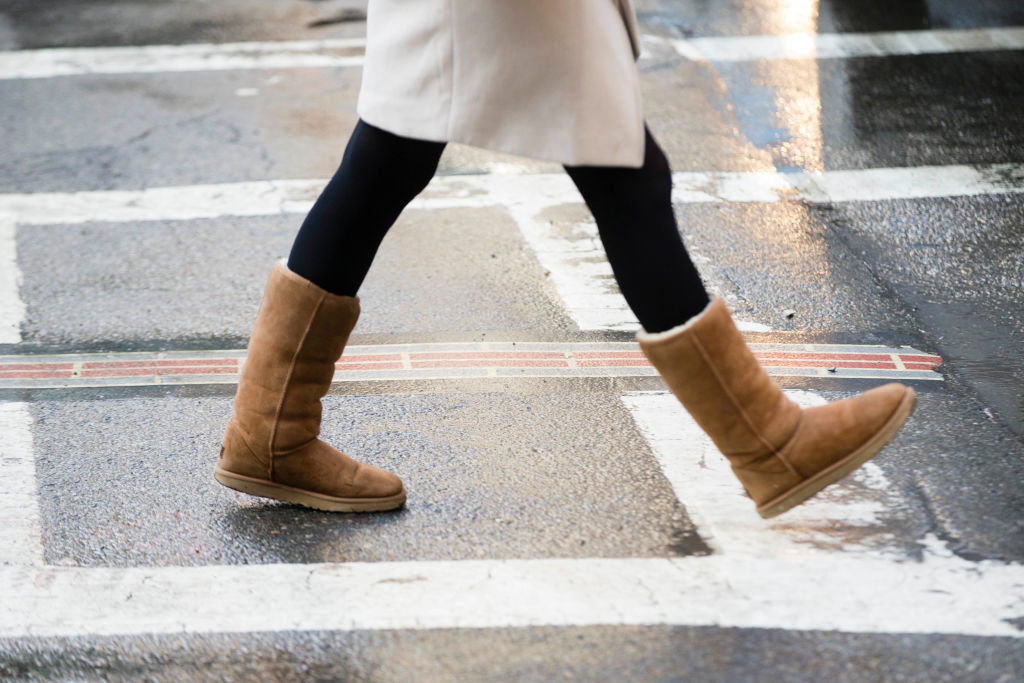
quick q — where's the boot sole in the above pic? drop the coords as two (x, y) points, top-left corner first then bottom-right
(214, 467), (407, 512)
(756, 387), (918, 519)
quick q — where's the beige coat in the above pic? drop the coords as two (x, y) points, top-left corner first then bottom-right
(357, 0), (644, 167)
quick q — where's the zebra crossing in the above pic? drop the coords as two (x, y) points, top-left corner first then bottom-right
(2, 2), (1023, 678)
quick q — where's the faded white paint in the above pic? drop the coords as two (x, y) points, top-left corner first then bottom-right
(508, 207), (633, 331)
(0, 179), (323, 226)
(622, 390), (907, 558)
(0, 402), (43, 567)
(2, 27), (1021, 81)
(1, 548), (1023, 638)
(0, 38), (366, 80)
(659, 26), (1024, 62)
(0, 215), (23, 344)
(5, 165), (1022, 226)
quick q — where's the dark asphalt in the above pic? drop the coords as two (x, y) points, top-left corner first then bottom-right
(3, 627), (1023, 682)
(33, 393), (703, 567)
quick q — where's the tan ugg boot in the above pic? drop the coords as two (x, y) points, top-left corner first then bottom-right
(637, 298), (916, 518)
(215, 263), (406, 511)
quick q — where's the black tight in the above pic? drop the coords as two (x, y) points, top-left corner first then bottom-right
(288, 120), (445, 296)
(288, 120), (709, 333)
(564, 129), (709, 331)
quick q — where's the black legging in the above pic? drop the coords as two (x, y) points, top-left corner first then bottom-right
(288, 120), (709, 333)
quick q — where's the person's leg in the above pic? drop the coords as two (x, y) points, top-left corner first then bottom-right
(288, 119), (447, 296)
(217, 120), (444, 512)
(564, 127), (708, 333)
(567, 126), (915, 519)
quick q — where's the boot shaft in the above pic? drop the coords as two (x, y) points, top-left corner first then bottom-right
(234, 263), (360, 456)
(638, 298), (801, 462)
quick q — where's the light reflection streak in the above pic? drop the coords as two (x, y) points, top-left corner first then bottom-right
(771, 0), (824, 173)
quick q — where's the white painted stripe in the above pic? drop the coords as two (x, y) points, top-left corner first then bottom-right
(622, 390), (906, 558)
(495, 180), (681, 331)
(658, 26), (1024, 62)
(5, 165), (1020, 227)
(0, 215), (24, 344)
(0, 403), (43, 567)
(5, 164), (1020, 334)
(1, 26), (1019, 81)
(787, 164), (1024, 203)
(1, 550), (1022, 638)
(0, 38), (366, 80)
(0, 178), (323, 225)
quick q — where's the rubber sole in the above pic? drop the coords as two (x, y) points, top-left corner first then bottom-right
(214, 467), (407, 512)
(756, 387), (918, 519)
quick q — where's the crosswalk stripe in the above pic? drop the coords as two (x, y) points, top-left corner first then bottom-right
(656, 26), (1024, 62)
(7, 390), (1017, 639)
(2, 16), (1019, 655)
(2, 165), (1019, 227)
(2, 550), (1022, 638)
(0, 343), (943, 389)
(0, 403), (43, 566)
(0, 216), (23, 344)
(2, 27), (1022, 81)
(0, 38), (366, 80)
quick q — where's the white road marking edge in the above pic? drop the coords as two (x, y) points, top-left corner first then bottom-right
(3, 27), (1024, 80)
(656, 26), (1024, 62)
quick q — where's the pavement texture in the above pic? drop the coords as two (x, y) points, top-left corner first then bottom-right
(1, 0), (1023, 680)
(33, 393), (702, 567)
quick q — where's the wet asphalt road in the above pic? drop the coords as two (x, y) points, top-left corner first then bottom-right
(1, 0), (1023, 680)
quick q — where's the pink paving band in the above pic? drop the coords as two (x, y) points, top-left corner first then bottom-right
(0, 342), (943, 388)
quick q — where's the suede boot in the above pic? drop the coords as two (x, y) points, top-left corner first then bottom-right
(215, 263), (406, 511)
(637, 297), (916, 518)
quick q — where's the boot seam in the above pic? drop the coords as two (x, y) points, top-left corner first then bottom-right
(690, 331), (802, 479)
(225, 419), (269, 473)
(268, 291), (327, 481)
(276, 439), (318, 457)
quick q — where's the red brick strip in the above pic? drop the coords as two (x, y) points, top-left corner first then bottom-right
(0, 343), (944, 388)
